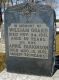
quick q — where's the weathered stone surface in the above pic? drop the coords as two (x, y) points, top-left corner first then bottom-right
(4, 2), (56, 76)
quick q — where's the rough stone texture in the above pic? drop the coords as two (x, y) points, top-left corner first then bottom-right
(4, 3), (56, 76)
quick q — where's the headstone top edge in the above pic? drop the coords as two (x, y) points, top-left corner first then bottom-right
(5, 3), (53, 13)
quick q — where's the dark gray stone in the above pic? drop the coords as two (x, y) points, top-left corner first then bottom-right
(4, 3), (56, 76)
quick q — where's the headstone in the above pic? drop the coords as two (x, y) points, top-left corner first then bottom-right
(4, 2), (56, 76)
